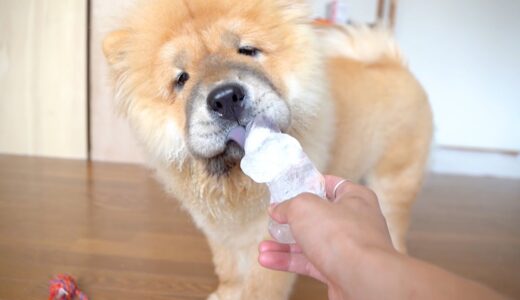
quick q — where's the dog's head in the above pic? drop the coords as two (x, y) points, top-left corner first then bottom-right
(104, 0), (320, 176)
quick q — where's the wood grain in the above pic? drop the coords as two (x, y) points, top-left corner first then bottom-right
(0, 155), (518, 299)
(0, 1), (87, 159)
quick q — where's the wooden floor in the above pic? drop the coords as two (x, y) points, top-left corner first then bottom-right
(0, 155), (518, 300)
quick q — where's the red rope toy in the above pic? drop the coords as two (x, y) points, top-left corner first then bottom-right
(48, 275), (89, 300)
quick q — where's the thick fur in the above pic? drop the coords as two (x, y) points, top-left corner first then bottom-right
(103, 0), (433, 299)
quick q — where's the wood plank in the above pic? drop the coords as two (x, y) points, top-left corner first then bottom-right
(0, 1), (87, 159)
(0, 155), (518, 299)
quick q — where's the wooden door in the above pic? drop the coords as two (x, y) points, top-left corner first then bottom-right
(0, 0), (88, 159)
(89, 0), (145, 164)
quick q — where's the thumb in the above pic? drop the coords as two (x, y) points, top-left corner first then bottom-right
(269, 193), (321, 225)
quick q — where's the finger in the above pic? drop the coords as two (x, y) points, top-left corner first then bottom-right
(269, 193), (320, 225)
(259, 240), (302, 254)
(324, 175), (352, 200)
(258, 251), (328, 283)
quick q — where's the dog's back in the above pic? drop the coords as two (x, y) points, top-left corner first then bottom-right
(318, 24), (433, 252)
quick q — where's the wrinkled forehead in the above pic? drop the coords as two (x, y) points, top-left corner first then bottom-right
(155, 1), (291, 47)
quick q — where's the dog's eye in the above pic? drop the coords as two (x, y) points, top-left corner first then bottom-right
(238, 46), (261, 57)
(175, 71), (190, 89)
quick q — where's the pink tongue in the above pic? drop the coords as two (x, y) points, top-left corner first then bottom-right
(227, 126), (247, 148)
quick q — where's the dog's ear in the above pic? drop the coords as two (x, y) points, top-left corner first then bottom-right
(103, 29), (130, 66)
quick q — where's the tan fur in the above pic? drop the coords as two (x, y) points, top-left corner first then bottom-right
(103, 1), (432, 299)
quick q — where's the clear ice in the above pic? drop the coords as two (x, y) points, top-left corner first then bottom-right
(240, 117), (325, 244)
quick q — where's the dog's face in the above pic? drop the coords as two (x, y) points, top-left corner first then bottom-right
(104, 0), (319, 176)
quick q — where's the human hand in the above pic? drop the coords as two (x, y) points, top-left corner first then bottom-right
(258, 176), (397, 299)
(259, 176), (508, 300)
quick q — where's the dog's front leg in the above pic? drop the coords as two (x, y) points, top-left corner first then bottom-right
(206, 218), (296, 300)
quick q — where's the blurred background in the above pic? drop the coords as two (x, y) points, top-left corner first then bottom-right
(1, 0), (519, 178)
(0, 1), (519, 299)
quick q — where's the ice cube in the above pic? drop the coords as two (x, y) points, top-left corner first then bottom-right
(240, 116), (325, 244)
(240, 123), (303, 183)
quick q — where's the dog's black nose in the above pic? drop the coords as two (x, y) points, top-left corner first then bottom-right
(207, 83), (246, 120)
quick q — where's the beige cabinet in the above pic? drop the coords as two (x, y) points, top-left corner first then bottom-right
(0, 0), (144, 163)
(0, 0), (88, 159)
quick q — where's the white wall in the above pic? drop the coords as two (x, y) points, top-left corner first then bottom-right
(394, 0), (520, 152)
(431, 148), (520, 179)
(309, 0), (378, 23)
(311, 0), (520, 178)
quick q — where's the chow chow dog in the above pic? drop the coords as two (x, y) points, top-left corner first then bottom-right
(103, 0), (433, 298)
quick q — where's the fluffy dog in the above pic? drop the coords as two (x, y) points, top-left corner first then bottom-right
(103, 0), (433, 298)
